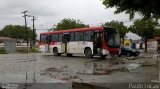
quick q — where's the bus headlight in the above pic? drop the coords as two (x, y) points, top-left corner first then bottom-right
(102, 49), (109, 55)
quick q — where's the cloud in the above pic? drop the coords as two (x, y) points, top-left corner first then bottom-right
(0, 0), (58, 28)
(0, 0), (141, 39)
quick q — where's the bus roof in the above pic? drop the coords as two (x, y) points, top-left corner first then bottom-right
(40, 26), (104, 35)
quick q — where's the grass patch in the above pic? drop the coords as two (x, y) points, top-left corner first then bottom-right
(16, 47), (40, 53)
(30, 47), (40, 53)
(0, 48), (7, 54)
(16, 47), (28, 53)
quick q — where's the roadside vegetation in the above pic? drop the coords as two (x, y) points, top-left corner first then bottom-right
(30, 47), (40, 53)
(51, 18), (89, 31)
(102, 0), (160, 52)
(0, 48), (7, 54)
(16, 47), (40, 53)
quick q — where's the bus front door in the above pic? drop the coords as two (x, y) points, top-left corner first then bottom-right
(93, 32), (102, 54)
(61, 33), (70, 53)
(45, 35), (51, 52)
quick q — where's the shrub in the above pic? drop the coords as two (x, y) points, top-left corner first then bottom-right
(16, 47), (40, 53)
(0, 48), (7, 54)
(30, 47), (40, 53)
(16, 47), (28, 53)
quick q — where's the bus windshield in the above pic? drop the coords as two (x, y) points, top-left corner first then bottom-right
(40, 34), (47, 43)
(105, 28), (120, 48)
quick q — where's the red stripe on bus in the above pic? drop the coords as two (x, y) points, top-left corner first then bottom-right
(40, 26), (103, 35)
(49, 42), (57, 45)
(39, 42), (45, 45)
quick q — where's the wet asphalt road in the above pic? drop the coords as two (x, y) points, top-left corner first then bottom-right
(0, 53), (159, 89)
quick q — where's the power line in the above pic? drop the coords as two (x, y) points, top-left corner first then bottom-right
(36, 29), (50, 30)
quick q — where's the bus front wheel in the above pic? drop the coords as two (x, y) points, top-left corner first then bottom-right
(53, 48), (61, 56)
(100, 55), (107, 59)
(84, 48), (93, 58)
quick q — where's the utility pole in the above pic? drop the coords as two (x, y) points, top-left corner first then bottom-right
(28, 15), (36, 48)
(31, 16), (36, 47)
(22, 11), (29, 53)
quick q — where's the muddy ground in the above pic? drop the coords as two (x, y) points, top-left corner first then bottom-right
(0, 53), (159, 89)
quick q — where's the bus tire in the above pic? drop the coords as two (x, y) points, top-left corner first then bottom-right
(84, 48), (93, 58)
(100, 55), (107, 59)
(53, 48), (61, 56)
(118, 54), (121, 57)
(126, 53), (131, 57)
(66, 53), (73, 57)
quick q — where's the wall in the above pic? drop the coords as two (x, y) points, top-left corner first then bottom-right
(4, 40), (16, 52)
(136, 43), (145, 49)
(123, 39), (132, 48)
(147, 39), (158, 52)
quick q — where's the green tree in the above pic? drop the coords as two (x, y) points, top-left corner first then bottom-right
(154, 28), (160, 37)
(0, 31), (7, 37)
(53, 18), (88, 30)
(1, 25), (37, 41)
(129, 18), (159, 51)
(104, 20), (128, 38)
(102, 0), (160, 19)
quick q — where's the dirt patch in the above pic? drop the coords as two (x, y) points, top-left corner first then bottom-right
(141, 63), (158, 67)
(40, 66), (80, 81)
(72, 82), (109, 89)
(94, 67), (129, 75)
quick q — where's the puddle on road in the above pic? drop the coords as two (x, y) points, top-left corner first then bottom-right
(125, 63), (141, 70)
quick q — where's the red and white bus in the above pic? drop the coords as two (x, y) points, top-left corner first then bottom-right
(39, 26), (120, 58)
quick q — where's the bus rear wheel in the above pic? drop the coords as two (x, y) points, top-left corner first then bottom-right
(84, 48), (93, 58)
(53, 48), (61, 56)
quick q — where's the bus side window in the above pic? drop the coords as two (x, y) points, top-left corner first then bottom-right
(84, 31), (93, 41)
(66, 34), (71, 42)
(40, 34), (46, 42)
(59, 34), (62, 42)
(78, 32), (84, 41)
(49, 35), (52, 42)
(52, 34), (59, 42)
(76, 32), (84, 41)
(62, 35), (65, 43)
(62, 33), (71, 43)
(75, 32), (79, 41)
(70, 32), (75, 41)
(46, 35), (52, 44)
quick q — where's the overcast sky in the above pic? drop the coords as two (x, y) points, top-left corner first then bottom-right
(0, 0), (141, 39)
